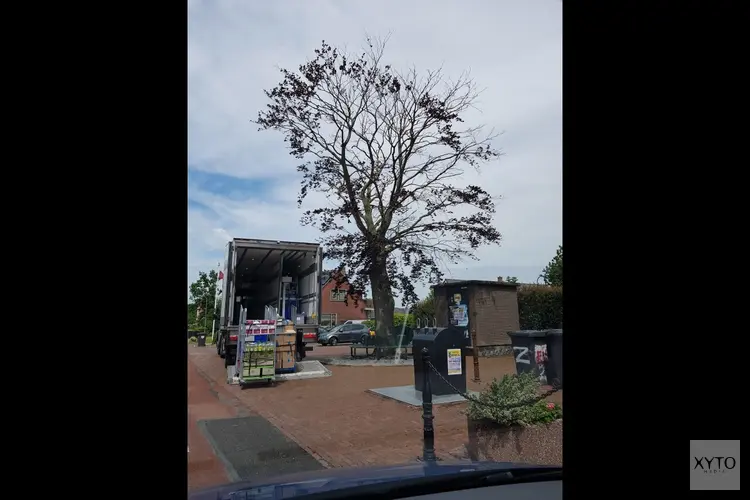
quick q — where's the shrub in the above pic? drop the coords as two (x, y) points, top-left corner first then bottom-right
(188, 323), (208, 335)
(410, 290), (435, 323)
(394, 312), (416, 328)
(467, 371), (562, 427)
(365, 313), (416, 331)
(517, 284), (562, 330)
(187, 333), (213, 344)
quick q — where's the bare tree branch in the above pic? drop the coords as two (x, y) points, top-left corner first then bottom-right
(256, 36), (502, 339)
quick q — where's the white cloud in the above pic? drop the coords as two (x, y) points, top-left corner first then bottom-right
(188, 0), (562, 304)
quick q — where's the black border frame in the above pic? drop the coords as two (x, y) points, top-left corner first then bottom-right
(25, 0), (745, 496)
(564, 2), (743, 497)
(26, 1), (191, 495)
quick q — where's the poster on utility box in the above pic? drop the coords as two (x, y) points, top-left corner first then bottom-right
(446, 287), (470, 344)
(447, 348), (462, 375)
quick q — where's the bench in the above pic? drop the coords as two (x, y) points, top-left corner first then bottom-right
(350, 343), (413, 359)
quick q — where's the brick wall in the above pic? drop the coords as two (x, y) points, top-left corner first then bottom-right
(432, 282), (520, 347)
(470, 285), (520, 346)
(434, 294), (449, 326)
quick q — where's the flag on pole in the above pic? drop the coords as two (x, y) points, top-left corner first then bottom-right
(218, 270), (224, 280)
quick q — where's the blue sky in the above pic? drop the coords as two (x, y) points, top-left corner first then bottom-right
(188, 0), (562, 304)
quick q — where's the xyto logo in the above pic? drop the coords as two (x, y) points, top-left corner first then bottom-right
(693, 456), (736, 474)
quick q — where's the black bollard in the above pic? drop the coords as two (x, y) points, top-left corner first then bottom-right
(421, 347), (436, 462)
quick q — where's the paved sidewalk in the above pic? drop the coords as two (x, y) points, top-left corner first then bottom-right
(188, 357), (234, 491)
(188, 352), (324, 491)
(188, 346), (562, 469)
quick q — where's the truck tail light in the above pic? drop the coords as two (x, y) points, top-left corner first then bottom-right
(229, 335), (237, 341)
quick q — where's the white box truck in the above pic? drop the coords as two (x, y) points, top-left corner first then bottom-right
(215, 238), (323, 367)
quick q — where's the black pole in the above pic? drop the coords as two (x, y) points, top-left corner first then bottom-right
(421, 347), (436, 462)
(296, 328), (305, 361)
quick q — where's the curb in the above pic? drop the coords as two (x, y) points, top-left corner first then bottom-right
(319, 357), (415, 367)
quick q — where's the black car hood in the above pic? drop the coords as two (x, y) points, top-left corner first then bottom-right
(189, 460), (554, 500)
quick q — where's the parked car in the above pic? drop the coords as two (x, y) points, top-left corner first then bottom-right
(318, 323), (371, 346)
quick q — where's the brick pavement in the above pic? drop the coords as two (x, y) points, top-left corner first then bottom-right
(188, 355), (235, 492)
(188, 346), (562, 470)
(305, 344), (351, 359)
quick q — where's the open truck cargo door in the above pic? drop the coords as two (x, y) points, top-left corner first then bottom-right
(296, 245), (322, 342)
(219, 240), (234, 330)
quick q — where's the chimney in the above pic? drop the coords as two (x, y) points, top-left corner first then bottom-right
(497, 276), (504, 282)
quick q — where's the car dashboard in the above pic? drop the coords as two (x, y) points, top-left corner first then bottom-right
(402, 479), (561, 500)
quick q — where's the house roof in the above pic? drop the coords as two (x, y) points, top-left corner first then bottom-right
(431, 279), (519, 290)
(320, 270), (335, 286)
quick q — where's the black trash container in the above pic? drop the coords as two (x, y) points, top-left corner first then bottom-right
(545, 329), (562, 386)
(197, 333), (207, 347)
(507, 330), (550, 384)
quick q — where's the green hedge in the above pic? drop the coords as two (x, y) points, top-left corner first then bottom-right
(518, 285), (562, 330)
(187, 334), (214, 344)
(363, 312), (415, 331)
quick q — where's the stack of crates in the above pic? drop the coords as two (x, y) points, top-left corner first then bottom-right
(275, 322), (297, 373)
(241, 320), (276, 381)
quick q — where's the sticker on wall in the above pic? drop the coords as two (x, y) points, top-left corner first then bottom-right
(448, 292), (469, 327)
(447, 348), (462, 375)
(534, 344), (548, 384)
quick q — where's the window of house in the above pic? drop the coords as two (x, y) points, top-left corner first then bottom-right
(330, 289), (347, 301)
(365, 308), (375, 319)
(320, 313), (337, 326)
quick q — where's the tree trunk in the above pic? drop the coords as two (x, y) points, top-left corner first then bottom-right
(369, 259), (395, 347)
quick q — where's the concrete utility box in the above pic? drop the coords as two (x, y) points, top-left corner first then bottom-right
(432, 280), (520, 350)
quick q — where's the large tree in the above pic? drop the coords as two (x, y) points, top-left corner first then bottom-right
(540, 245), (563, 287)
(410, 288), (436, 327)
(256, 38), (502, 342)
(189, 270), (219, 332)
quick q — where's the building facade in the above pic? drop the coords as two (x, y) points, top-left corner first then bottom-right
(319, 272), (370, 326)
(433, 279), (520, 347)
